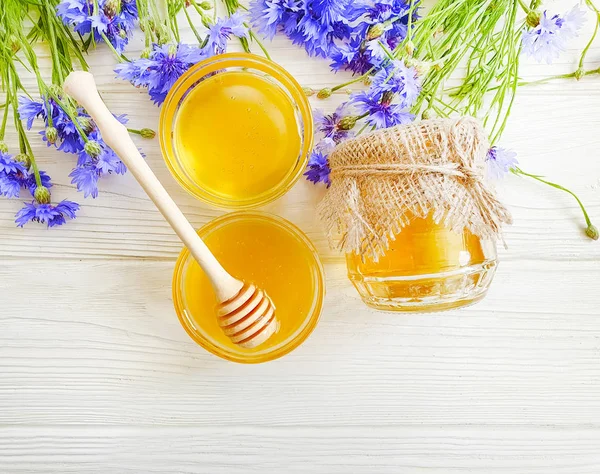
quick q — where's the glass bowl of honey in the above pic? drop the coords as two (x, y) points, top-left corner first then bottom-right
(160, 53), (313, 209)
(172, 211), (325, 363)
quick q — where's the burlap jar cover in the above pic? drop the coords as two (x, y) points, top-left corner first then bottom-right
(319, 117), (513, 261)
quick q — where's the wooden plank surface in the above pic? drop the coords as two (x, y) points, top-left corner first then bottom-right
(1, 0), (600, 472)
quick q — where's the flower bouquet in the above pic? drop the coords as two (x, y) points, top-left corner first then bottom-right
(0, 0), (597, 240)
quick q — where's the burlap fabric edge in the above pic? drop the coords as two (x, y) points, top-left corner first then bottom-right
(318, 116), (513, 261)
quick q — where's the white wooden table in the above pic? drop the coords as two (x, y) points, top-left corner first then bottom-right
(1, 2), (600, 472)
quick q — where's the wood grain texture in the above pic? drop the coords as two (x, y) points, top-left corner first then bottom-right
(1, 0), (600, 472)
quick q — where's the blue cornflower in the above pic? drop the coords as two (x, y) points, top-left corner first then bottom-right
(19, 96), (83, 153)
(70, 132), (127, 198)
(304, 150), (331, 186)
(371, 60), (420, 107)
(354, 0), (413, 23)
(115, 43), (210, 105)
(249, 0), (300, 40)
(486, 147), (518, 179)
(17, 97), (45, 129)
(22, 171), (53, 197)
(313, 103), (354, 152)
(18, 96), (126, 156)
(353, 0), (415, 51)
(207, 12), (249, 54)
(522, 6), (585, 64)
(293, 0), (356, 57)
(69, 166), (100, 198)
(0, 152), (28, 199)
(15, 200), (80, 228)
(351, 90), (414, 129)
(0, 150), (55, 200)
(57, 0), (138, 53)
(0, 151), (26, 175)
(330, 36), (383, 75)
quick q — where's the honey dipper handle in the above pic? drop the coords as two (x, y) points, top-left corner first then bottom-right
(63, 71), (243, 301)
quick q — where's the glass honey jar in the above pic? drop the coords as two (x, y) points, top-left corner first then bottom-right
(345, 214), (498, 311)
(320, 117), (511, 312)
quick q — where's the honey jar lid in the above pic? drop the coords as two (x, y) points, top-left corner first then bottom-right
(320, 117), (512, 260)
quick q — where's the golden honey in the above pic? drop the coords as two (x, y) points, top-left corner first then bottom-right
(160, 53), (313, 209)
(174, 71), (301, 202)
(346, 215), (497, 312)
(173, 212), (324, 363)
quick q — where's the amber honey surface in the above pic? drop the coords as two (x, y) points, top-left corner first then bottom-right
(346, 215), (496, 312)
(174, 213), (323, 362)
(173, 71), (301, 203)
(347, 216), (486, 276)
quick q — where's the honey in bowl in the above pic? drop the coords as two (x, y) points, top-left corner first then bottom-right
(173, 212), (324, 363)
(174, 72), (301, 202)
(160, 53), (313, 209)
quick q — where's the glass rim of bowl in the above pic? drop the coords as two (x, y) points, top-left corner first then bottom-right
(172, 211), (325, 364)
(159, 52), (314, 209)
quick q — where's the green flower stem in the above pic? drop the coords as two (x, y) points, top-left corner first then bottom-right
(518, 67), (600, 86)
(512, 167), (595, 233)
(190, 0), (214, 26)
(578, 0), (600, 71)
(44, 86), (90, 143)
(127, 127), (156, 138)
(7, 68), (42, 188)
(248, 30), (272, 60)
(218, 0), (251, 52)
(329, 69), (374, 93)
(167, 0), (181, 43)
(406, 0), (417, 41)
(183, 4), (204, 44)
(517, 0), (532, 12)
(44, 1), (65, 85)
(0, 92), (9, 141)
(99, 31), (129, 63)
(135, 0), (154, 46)
(356, 121), (371, 136)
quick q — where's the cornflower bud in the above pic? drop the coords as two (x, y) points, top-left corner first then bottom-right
(338, 116), (359, 131)
(10, 35), (20, 54)
(141, 47), (152, 59)
(526, 10), (541, 28)
(303, 87), (315, 97)
(78, 116), (94, 134)
(48, 84), (63, 98)
(34, 186), (51, 205)
(199, 0), (212, 9)
(140, 128), (156, 139)
(575, 68), (585, 80)
(0, 142), (8, 153)
(84, 140), (103, 158)
(586, 224), (599, 241)
(14, 153), (31, 168)
(381, 91), (394, 105)
(45, 127), (58, 144)
(366, 23), (385, 41)
(104, 0), (121, 17)
(317, 87), (332, 99)
(404, 41), (415, 57)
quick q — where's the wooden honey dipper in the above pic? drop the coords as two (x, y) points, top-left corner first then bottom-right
(63, 71), (278, 349)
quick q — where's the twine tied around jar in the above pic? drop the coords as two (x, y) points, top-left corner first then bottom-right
(319, 117), (513, 261)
